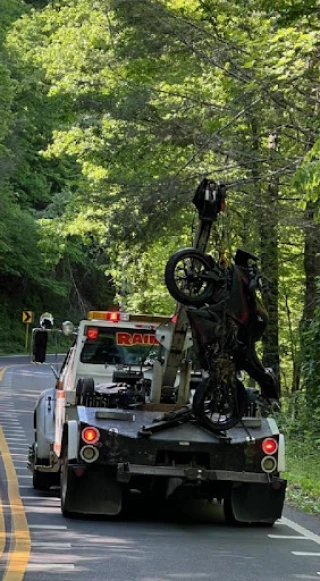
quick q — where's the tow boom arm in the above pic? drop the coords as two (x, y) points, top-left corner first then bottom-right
(151, 179), (226, 404)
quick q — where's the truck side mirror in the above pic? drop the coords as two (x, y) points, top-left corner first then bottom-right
(32, 329), (48, 363)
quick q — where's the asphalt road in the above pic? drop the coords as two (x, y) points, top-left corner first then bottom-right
(0, 355), (320, 581)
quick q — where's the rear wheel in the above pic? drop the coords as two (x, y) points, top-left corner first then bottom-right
(33, 469), (56, 491)
(82, 377), (95, 398)
(193, 378), (247, 432)
(165, 248), (214, 306)
(75, 378), (84, 404)
(75, 377), (95, 405)
(60, 445), (76, 517)
(223, 493), (238, 525)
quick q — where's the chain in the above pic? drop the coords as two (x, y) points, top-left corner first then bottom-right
(207, 211), (239, 414)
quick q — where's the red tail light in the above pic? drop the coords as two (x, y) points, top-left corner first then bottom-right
(262, 438), (278, 455)
(82, 427), (100, 444)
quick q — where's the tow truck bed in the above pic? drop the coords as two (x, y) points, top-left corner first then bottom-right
(75, 406), (280, 482)
(65, 406), (286, 522)
(77, 406), (276, 443)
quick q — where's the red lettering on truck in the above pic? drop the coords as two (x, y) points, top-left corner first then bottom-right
(116, 332), (159, 346)
(116, 332), (131, 345)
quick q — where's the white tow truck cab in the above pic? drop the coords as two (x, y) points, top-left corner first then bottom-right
(60, 310), (166, 389)
(53, 311), (191, 458)
(28, 309), (196, 505)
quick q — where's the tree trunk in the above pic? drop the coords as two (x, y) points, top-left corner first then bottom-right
(259, 179), (280, 385)
(249, 117), (280, 391)
(302, 201), (320, 324)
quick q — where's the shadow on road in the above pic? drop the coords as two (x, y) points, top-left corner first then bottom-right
(37, 486), (225, 527)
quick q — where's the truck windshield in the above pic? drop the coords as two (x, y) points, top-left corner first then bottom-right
(80, 327), (159, 365)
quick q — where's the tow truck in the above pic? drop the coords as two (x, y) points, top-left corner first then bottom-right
(28, 180), (286, 524)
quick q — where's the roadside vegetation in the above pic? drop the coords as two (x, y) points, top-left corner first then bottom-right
(285, 443), (320, 516)
(0, 1), (320, 514)
(277, 401), (320, 516)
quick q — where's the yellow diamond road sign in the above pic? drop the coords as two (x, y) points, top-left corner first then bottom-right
(22, 311), (34, 324)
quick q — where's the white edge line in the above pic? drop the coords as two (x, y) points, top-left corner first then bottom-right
(281, 517), (320, 546)
(26, 565), (75, 570)
(268, 535), (309, 540)
(20, 496), (58, 500)
(29, 525), (67, 529)
(31, 542), (72, 548)
(10, 453), (27, 456)
(292, 552), (320, 556)
(2, 432), (25, 435)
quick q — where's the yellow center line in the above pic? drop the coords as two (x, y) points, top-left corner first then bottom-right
(0, 364), (34, 382)
(0, 367), (9, 559)
(0, 426), (31, 581)
(0, 360), (16, 556)
(0, 487), (5, 560)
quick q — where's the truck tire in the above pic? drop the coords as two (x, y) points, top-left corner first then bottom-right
(75, 378), (84, 404)
(223, 493), (240, 526)
(76, 377), (95, 404)
(82, 377), (94, 398)
(60, 445), (76, 517)
(33, 469), (55, 491)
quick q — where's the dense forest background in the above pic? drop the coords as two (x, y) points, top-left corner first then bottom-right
(1, 0), (320, 436)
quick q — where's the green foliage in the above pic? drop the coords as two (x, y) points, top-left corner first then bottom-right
(258, 0), (320, 25)
(0, 192), (43, 279)
(0, 303), (27, 354)
(108, 233), (192, 314)
(284, 438), (320, 516)
(0, 0), (115, 319)
(295, 143), (320, 213)
(276, 397), (320, 516)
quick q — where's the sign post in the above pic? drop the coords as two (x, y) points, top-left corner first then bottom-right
(22, 311), (34, 350)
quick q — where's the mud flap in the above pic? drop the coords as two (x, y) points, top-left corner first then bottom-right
(67, 467), (122, 515)
(229, 480), (287, 523)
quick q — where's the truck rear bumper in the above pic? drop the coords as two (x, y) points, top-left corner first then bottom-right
(117, 462), (277, 484)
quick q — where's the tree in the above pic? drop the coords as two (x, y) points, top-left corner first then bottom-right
(2, 0), (319, 400)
